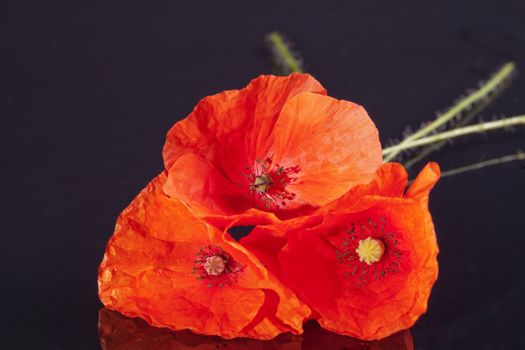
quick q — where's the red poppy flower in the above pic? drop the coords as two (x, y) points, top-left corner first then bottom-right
(162, 73), (382, 227)
(98, 173), (310, 340)
(241, 162), (440, 340)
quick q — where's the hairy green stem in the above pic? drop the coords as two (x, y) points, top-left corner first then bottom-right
(441, 151), (525, 177)
(383, 115), (525, 155)
(267, 31), (303, 73)
(403, 79), (509, 169)
(384, 62), (516, 162)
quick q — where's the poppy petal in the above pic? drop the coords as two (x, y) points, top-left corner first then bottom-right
(405, 162), (440, 203)
(269, 92), (382, 208)
(163, 73), (326, 170)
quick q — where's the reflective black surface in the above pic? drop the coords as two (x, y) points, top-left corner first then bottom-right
(3, 1), (525, 349)
(98, 308), (414, 349)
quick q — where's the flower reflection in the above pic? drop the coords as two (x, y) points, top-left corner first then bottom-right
(98, 308), (301, 350)
(300, 319), (414, 350)
(98, 308), (413, 349)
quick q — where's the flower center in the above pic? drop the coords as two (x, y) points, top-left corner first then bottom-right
(251, 174), (272, 193)
(203, 255), (226, 276)
(193, 245), (245, 288)
(244, 158), (300, 210)
(356, 237), (385, 265)
(336, 219), (405, 287)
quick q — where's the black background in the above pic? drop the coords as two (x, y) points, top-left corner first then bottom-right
(3, 1), (525, 349)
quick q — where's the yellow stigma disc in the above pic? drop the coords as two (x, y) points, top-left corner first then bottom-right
(356, 237), (385, 265)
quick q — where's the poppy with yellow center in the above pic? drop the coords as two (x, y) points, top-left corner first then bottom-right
(241, 162), (440, 340)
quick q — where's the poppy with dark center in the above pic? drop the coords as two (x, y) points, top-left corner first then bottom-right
(98, 173), (311, 340)
(241, 163), (440, 340)
(162, 73), (382, 226)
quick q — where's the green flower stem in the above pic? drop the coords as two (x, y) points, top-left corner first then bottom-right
(403, 82), (508, 169)
(383, 62), (516, 162)
(382, 115), (525, 155)
(441, 151), (525, 177)
(267, 31), (303, 73)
